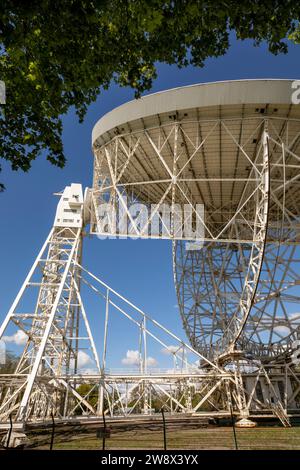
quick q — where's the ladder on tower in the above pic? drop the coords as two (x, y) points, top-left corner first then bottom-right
(261, 366), (291, 427)
(271, 401), (291, 428)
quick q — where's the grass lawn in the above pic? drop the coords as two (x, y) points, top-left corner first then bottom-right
(33, 426), (300, 450)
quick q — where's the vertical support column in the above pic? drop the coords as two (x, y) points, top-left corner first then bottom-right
(284, 364), (288, 412)
(262, 127), (270, 218)
(18, 231), (81, 421)
(234, 364), (248, 418)
(171, 123), (178, 238)
(230, 125), (270, 350)
(142, 317), (149, 415)
(99, 290), (109, 416)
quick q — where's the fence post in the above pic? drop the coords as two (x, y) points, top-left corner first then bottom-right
(229, 400), (238, 450)
(50, 412), (55, 450)
(102, 410), (106, 450)
(161, 407), (167, 450)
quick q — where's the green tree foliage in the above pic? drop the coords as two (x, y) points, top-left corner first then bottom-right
(76, 383), (99, 412)
(75, 383), (112, 414)
(1, 1), (300, 188)
(289, 30), (300, 44)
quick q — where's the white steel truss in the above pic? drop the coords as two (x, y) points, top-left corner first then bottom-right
(173, 119), (300, 362)
(0, 185), (101, 423)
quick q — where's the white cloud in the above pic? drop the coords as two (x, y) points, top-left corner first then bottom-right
(122, 350), (140, 366)
(2, 329), (28, 346)
(68, 351), (94, 372)
(147, 356), (158, 367)
(161, 345), (181, 355)
(274, 326), (291, 337)
(77, 351), (92, 368)
(288, 313), (300, 321)
(121, 350), (158, 367)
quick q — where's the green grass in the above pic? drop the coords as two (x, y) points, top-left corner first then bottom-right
(33, 426), (300, 450)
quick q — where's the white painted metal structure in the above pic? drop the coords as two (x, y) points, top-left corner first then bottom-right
(1, 80), (300, 430)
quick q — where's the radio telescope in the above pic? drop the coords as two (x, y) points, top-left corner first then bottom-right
(1, 80), (300, 434)
(91, 79), (300, 362)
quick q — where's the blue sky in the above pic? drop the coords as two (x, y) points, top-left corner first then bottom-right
(1, 36), (300, 370)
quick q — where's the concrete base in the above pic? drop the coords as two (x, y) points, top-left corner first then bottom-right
(1, 431), (29, 448)
(235, 418), (257, 428)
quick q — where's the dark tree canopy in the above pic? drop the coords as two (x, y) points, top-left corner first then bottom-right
(1, 0), (300, 189)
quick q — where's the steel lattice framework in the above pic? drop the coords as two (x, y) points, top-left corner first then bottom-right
(174, 118), (300, 362)
(1, 80), (300, 437)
